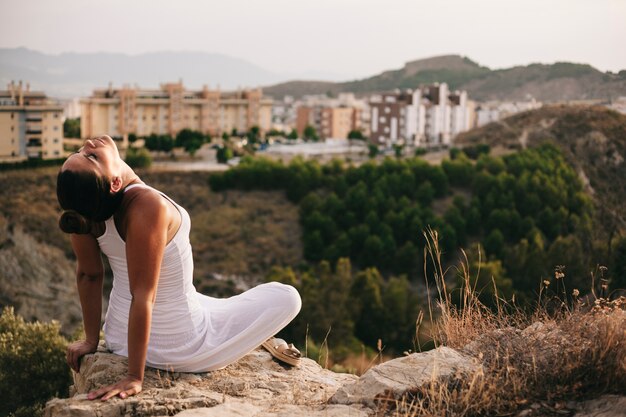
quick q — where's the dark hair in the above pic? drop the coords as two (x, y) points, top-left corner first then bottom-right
(57, 169), (124, 234)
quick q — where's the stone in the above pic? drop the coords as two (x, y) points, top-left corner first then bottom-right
(45, 346), (359, 417)
(330, 346), (478, 408)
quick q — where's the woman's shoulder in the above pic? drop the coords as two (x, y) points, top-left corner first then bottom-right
(124, 185), (170, 217)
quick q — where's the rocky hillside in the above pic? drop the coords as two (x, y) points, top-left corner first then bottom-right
(455, 105), (626, 238)
(264, 55), (626, 101)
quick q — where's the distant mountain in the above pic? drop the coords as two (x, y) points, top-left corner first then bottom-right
(264, 55), (626, 102)
(0, 47), (285, 98)
(2, 49), (625, 102)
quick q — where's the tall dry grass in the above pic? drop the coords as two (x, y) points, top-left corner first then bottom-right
(387, 229), (626, 417)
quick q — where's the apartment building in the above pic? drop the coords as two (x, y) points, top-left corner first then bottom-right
(0, 81), (64, 160)
(369, 83), (473, 147)
(81, 82), (272, 139)
(296, 105), (361, 139)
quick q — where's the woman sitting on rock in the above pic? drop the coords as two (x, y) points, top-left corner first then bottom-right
(57, 135), (302, 401)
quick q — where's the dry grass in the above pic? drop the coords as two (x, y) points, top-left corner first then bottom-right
(384, 229), (626, 417)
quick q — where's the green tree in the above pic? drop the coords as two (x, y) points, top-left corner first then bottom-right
(216, 146), (233, 163)
(303, 125), (319, 141)
(287, 129), (298, 140)
(63, 117), (81, 138)
(125, 147), (152, 168)
(348, 129), (365, 140)
(349, 268), (385, 348)
(247, 125), (261, 144)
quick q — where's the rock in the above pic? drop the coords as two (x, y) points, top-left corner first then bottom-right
(330, 346), (478, 408)
(573, 395), (626, 417)
(44, 346), (360, 417)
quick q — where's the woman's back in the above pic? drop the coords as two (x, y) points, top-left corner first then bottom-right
(98, 185), (203, 356)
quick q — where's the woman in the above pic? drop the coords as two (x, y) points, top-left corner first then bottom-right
(57, 135), (302, 401)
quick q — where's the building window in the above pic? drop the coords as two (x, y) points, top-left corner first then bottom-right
(11, 113), (14, 119)
(54, 126), (59, 130)
(54, 113), (59, 118)
(54, 150), (60, 155)
(11, 126), (14, 131)
(53, 138), (59, 143)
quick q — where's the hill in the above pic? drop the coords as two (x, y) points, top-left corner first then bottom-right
(455, 105), (626, 239)
(264, 55), (626, 101)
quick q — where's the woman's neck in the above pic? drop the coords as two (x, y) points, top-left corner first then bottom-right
(120, 163), (143, 189)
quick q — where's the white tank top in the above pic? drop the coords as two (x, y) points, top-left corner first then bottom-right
(99, 184), (203, 348)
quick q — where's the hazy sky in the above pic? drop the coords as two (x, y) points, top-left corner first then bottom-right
(1, 0), (624, 79)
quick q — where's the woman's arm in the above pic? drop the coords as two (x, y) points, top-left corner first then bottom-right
(88, 192), (169, 401)
(67, 233), (104, 372)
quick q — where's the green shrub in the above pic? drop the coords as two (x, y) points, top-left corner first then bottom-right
(125, 147), (152, 168)
(0, 307), (71, 416)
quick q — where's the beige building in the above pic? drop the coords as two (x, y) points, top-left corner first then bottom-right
(81, 82), (272, 139)
(296, 106), (361, 139)
(0, 81), (64, 160)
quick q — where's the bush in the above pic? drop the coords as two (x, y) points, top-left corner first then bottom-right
(125, 147), (152, 168)
(0, 307), (71, 416)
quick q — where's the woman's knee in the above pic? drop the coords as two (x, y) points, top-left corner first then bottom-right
(269, 282), (302, 317)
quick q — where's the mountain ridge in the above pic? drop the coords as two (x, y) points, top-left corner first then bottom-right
(264, 55), (626, 101)
(1, 48), (625, 101)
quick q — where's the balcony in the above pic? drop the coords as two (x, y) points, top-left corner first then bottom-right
(26, 140), (42, 158)
(26, 113), (43, 122)
(26, 123), (42, 134)
(27, 139), (42, 148)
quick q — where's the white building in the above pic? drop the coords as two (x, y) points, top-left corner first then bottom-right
(475, 99), (542, 126)
(369, 83), (473, 147)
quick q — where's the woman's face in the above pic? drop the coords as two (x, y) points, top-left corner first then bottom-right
(62, 135), (121, 179)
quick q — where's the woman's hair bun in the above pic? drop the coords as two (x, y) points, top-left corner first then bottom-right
(59, 210), (92, 234)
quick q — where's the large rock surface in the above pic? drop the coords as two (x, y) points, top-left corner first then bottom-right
(44, 344), (626, 416)
(44, 344), (368, 417)
(330, 346), (478, 408)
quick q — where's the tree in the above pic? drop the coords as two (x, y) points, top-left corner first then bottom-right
(216, 146), (233, 164)
(184, 139), (202, 157)
(347, 130), (365, 140)
(368, 144), (379, 158)
(125, 147), (152, 168)
(303, 125), (319, 141)
(287, 129), (298, 140)
(247, 125), (261, 144)
(63, 117), (81, 138)
(349, 268), (385, 347)
(393, 144), (404, 158)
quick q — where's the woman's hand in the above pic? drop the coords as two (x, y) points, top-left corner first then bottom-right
(87, 375), (143, 401)
(66, 339), (98, 373)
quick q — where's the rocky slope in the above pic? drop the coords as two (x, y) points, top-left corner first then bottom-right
(44, 343), (625, 417)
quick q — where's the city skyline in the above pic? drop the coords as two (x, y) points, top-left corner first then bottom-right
(1, 0), (625, 81)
